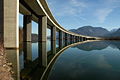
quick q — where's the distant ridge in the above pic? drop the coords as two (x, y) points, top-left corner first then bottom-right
(69, 26), (109, 37)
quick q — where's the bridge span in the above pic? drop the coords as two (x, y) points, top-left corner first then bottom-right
(0, 0), (98, 48)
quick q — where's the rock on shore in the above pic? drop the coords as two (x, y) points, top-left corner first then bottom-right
(0, 42), (14, 80)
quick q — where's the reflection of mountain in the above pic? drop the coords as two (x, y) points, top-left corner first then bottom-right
(74, 41), (120, 51)
(108, 41), (120, 50)
(74, 41), (109, 51)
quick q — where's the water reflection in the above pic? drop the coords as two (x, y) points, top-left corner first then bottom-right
(73, 41), (120, 51)
(6, 40), (120, 80)
(48, 41), (120, 80)
(5, 39), (81, 80)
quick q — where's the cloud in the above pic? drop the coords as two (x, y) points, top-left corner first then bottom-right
(95, 8), (113, 23)
(94, 0), (120, 23)
(70, 0), (87, 8)
(56, 7), (77, 16)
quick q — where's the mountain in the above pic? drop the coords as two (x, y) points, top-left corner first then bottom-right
(110, 28), (118, 33)
(69, 26), (110, 37)
(108, 28), (120, 38)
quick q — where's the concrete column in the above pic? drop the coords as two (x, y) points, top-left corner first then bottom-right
(51, 26), (56, 41)
(59, 31), (63, 49)
(65, 33), (68, 46)
(73, 35), (76, 42)
(23, 42), (32, 61)
(0, 0), (3, 38)
(70, 35), (73, 44)
(38, 16), (47, 42)
(65, 33), (68, 41)
(38, 42), (47, 67)
(0, 0), (19, 48)
(51, 41), (56, 54)
(75, 36), (77, 42)
(81, 37), (83, 41)
(23, 15), (32, 42)
(70, 35), (72, 41)
(59, 30), (63, 40)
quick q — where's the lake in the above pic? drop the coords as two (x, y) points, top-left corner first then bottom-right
(5, 40), (120, 80)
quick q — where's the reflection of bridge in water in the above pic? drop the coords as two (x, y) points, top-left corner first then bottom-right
(5, 40), (120, 80)
(5, 39), (93, 80)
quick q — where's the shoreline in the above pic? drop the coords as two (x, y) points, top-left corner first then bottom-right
(0, 42), (14, 80)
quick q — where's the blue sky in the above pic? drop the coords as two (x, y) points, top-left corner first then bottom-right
(19, 0), (120, 34)
(46, 0), (120, 31)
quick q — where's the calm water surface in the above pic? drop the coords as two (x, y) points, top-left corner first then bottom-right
(5, 40), (120, 80)
(48, 41), (120, 80)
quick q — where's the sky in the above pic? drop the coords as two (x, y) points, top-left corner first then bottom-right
(46, 0), (120, 31)
(19, 0), (120, 34)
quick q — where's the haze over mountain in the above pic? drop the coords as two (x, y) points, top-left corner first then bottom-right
(69, 26), (120, 38)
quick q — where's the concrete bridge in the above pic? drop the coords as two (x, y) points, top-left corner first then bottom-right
(0, 0), (98, 48)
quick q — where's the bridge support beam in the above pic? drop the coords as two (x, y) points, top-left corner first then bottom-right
(38, 16), (47, 42)
(51, 26), (56, 53)
(65, 33), (68, 46)
(38, 42), (47, 67)
(65, 33), (68, 41)
(23, 42), (32, 61)
(51, 26), (56, 41)
(23, 15), (32, 42)
(0, 0), (19, 48)
(59, 31), (63, 40)
(59, 31), (63, 48)
(70, 35), (73, 43)
(51, 41), (56, 54)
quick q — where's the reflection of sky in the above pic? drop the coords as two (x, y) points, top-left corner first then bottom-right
(32, 43), (38, 61)
(19, 51), (24, 70)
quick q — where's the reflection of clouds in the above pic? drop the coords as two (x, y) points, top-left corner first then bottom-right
(74, 41), (109, 51)
(48, 41), (120, 80)
(95, 55), (112, 69)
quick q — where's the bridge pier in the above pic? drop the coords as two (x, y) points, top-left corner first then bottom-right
(23, 42), (32, 61)
(51, 41), (56, 54)
(65, 33), (68, 46)
(0, 0), (19, 48)
(23, 15), (32, 42)
(38, 16), (47, 42)
(65, 33), (68, 41)
(59, 31), (63, 49)
(70, 35), (72, 41)
(79, 36), (82, 41)
(51, 26), (56, 54)
(51, 26), (56, 41)
(38, 42), (47, 67)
